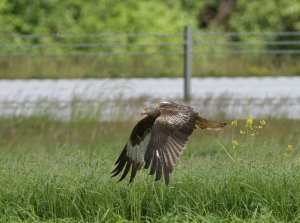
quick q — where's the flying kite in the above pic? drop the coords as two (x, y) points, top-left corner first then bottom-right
(111, 102), (226, 185)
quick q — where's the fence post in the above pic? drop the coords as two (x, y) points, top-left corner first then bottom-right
(183, 25), (192, 102)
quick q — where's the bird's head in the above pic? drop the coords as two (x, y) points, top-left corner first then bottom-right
(141, 103), (160, 117)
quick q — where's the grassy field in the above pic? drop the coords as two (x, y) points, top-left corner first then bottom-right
(0, 115), (300, 222)
(0, 54), (300, 79)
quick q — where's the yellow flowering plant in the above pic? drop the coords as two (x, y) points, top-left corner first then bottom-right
(227, 117), (298, 162)
(230, 116), (267, 154)
(283, 144), (294, 159)
(232, 140), (239, 149)
(287, 144), (293, 152)
(231, 120), (238, 127)
(215, 116), (273, 162)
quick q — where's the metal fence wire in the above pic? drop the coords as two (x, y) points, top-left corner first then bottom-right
(1, 28), (300, 57)
(1, 26), (300, 101)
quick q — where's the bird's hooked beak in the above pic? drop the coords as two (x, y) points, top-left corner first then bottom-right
(141, 108), (148, 117)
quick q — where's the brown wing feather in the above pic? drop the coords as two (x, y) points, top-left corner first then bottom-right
(111, 115), (156, 182)
(144, 102), (198, 185)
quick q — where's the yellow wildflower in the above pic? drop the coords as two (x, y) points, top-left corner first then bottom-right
(297, 157), (300, 161)
(250, 133), (255, 137)
(232, 139), (239, 148)
(260, 120), (266, 126)
(287, 144), (293, 152)
(258, 125), (263, 129)
(231, 120), (238, 126)
(232, 140), (239, 145)
(240, 130), (245, 134)
(246, 116), (253, 128)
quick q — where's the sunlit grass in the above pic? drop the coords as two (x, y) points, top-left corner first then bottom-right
(0, 116), (300, 222)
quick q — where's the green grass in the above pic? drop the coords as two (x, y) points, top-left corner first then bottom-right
(0, 116), (300, 222)
(0, 54), (300, 79)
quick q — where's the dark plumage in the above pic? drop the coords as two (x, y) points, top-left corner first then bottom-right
(111, 101), (226, 185)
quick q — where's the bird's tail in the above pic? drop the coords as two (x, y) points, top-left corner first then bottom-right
(196, 116), (226, 130)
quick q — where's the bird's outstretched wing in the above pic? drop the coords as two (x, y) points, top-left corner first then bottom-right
(144, 102), (198, 185)
(111, 115), (156, 182)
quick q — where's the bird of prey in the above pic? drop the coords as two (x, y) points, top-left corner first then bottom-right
(111, 102), (226, 185)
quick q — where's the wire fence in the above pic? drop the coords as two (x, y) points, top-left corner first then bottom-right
(1, 29), (300, 57)
(1, 27), (300, 102)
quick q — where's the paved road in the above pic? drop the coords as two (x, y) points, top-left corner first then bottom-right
(1, 77), (300, 119)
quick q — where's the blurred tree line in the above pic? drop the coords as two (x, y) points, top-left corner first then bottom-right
(1, 0), (300, 37)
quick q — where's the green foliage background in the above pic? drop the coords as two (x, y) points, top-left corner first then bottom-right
(1, 0), (300, 36)
(0, 0), (193, 36)
(1, 0), (300, 78)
